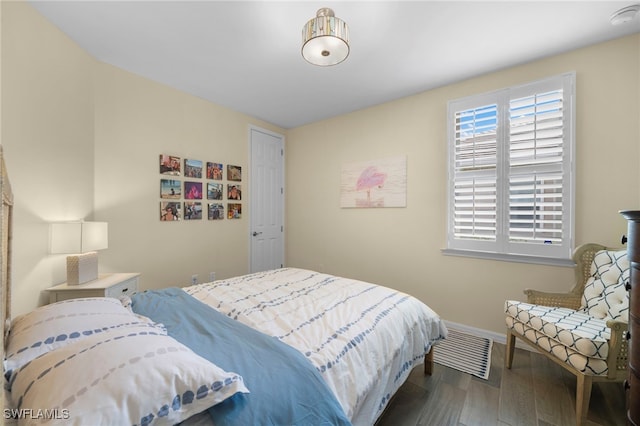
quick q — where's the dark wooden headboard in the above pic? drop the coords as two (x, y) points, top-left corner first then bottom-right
(0, 145), (14, 409)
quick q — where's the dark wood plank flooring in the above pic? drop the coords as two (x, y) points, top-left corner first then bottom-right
(376, 342), (627, 426)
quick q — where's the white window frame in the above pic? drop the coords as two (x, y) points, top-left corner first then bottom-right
(443, 73), (575, 266)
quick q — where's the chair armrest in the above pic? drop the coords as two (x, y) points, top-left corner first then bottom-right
(523, 289), (582, 310)
(605, 319), (629, 380)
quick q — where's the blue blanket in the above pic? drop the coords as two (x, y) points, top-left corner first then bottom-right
(131, 288), (351, 426)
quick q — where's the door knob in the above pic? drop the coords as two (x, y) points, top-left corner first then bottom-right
(252, 231), (262, 237)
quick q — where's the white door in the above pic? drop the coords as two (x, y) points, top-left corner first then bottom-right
(249, 127), (284, 272)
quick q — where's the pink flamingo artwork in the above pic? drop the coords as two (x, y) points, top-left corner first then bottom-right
(356, 166), (387, 207)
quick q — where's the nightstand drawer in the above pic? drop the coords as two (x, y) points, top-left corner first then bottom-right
(46, 273), (140, 303)
(104, 276), (138, 298)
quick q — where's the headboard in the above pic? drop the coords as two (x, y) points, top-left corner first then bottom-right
(0, 145), (14, 408)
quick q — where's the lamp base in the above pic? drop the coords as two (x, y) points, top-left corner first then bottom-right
(66, 252), (99, 285)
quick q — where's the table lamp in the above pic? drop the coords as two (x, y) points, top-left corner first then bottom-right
(50, 221), (108, 285)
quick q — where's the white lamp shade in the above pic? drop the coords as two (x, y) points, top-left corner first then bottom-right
(50, 222), (108, 254)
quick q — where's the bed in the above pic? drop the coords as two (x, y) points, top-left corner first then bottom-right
(0, 145), (447, 425)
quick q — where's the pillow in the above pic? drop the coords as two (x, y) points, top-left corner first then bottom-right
(581, 249), (630, 322)
(9, 327), (249, 425)
(4, 297), (165, 376)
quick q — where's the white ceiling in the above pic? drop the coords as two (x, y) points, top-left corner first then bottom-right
(28, 1), (640, 129)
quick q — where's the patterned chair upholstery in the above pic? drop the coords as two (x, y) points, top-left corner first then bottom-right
(504, 243), (629, 426)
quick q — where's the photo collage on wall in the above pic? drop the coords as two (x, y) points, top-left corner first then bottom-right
(159, 154), (242, 221)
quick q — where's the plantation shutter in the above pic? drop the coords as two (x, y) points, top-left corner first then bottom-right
(508, 89), (565, 245)
(447, 73), (574, 262)
(452, 104), (498, 242)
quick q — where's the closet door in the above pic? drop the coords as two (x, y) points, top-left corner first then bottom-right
(249, 127), (284, 273)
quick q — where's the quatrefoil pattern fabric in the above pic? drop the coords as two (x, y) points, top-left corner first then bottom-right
(580, 249), (630, 322)
(504, 249), (630, 376)
(505, 301), (610, 359)
(505, 315), (608, 375)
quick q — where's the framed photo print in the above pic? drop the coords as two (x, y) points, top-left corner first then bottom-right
(207, 182), (223, 200)
(160, 179), (181, 199)
(160, 202), (181, 221)
(160, 154), (181, 175)
(227, 164), (242, 181)
(207, 162), (223, 180)
(184, 159), (203, 178)
(227, 203), (242, 219)
(227, 184), (241, 200)
(184, 202), (202, 220)
(208, 203), (224, 220)
(184, 181), (203, 199)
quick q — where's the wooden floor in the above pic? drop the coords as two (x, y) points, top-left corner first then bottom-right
(376, 342), (627, 426)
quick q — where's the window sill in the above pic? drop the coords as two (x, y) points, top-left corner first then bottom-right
(441, 248), (575, 267)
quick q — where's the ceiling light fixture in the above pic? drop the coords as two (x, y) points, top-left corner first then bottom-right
(610, 4), (640, 25)
(302, 8), (350, 66)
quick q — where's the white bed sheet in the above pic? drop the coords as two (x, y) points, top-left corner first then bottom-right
(184, 267), (447, 426)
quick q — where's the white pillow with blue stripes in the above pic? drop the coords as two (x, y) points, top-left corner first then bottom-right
(9, 326), (249, 425)
(4, 297), (165, 377)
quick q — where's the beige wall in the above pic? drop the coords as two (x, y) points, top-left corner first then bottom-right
(2, 1), (95, 315)
(1, 2), (283, 316)
(286, 34), (640, 336)
(92, 63), (282, 293)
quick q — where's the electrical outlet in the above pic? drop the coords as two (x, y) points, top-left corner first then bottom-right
(191, 274), (198, 285)
(209, 272), (216, 282)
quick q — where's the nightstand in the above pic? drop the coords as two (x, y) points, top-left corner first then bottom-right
(45, 273), (140, 303)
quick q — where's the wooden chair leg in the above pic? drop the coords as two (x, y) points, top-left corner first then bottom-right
(505, 329), (516, 369)
(575, 374), (593, 426)
(424, 347), (434, 375)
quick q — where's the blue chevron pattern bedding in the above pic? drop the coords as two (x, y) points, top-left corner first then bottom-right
(183, 267), (447, 425)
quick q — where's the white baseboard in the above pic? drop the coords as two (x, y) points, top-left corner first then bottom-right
(443, 320), (534, 352)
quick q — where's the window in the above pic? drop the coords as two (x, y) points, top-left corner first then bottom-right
(445, 73), (575, 265)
